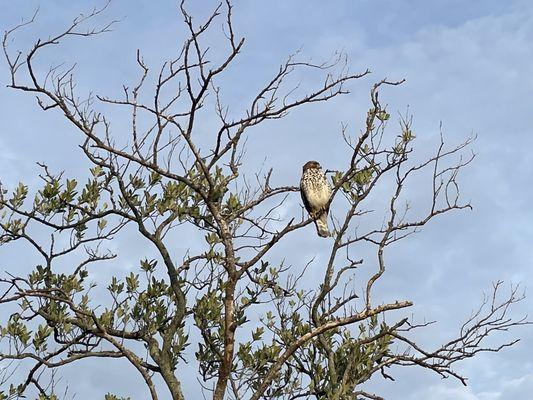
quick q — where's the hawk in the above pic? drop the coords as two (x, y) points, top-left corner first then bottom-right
(300, 160), (332, 238)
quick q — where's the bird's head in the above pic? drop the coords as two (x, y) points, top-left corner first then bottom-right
(302, 160), (322, 172)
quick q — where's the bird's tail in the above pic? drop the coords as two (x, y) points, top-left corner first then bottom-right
(315, 212), (330, 238)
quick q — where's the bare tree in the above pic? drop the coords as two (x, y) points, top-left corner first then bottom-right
(0, 2), (529, 400)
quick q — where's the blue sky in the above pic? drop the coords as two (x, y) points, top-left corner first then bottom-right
(1, 1), (533, 399)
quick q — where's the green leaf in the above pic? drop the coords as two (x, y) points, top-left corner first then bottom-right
(90, 166), (104, 177)
(105, 394), (131, 400)
(33, 324), (53, 351)
(377, 110), (390, 121)
(252, 327), (264, 341)
(126, 272), (139, 293)
(9, 182), (28, 207)
(140, 258), (157, 273)
(149, 171), (162, 185)
(98, 218), (108, 231)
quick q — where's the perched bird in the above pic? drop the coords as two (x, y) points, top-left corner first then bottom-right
(300, 160), (332, 238)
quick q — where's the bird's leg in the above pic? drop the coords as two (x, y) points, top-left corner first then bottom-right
(310, 210), (320, 219)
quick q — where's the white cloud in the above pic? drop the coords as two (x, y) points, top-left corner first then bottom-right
(497, 373), (533, 399)
(413, 385), (481, 400)
(404, 372), (533, 400)
(1, 0), (532, 398)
